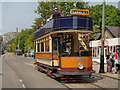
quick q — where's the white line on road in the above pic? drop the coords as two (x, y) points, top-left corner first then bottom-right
(25, 63), (34, 66)
(19, 79), (25, 88)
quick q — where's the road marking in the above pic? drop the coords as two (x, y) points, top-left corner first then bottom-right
(25, 63), (34, 66)
(19, 79), (25, 88)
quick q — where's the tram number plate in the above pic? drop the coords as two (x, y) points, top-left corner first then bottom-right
(75, 58), (85, 62)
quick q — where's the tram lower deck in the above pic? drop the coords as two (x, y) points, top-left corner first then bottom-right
(35, 30), (94, 77)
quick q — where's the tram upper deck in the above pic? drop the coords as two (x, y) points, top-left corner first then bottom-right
(34, 16), (93, 40)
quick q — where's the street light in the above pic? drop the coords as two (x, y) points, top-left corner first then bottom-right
(99, 0), (105, 73)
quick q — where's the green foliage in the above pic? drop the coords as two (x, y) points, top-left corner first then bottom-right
(8, 29), (34, 53)
(90, 4), (120, 27)
(33, 1), (88, 28)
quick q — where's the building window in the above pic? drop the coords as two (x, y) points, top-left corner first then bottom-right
(94, 47), (96, 57)
(113, 46), (115, 52)
(107, 46), (109, 54)
(93, 47), (95, 57)
(111, 46), (112, 53)
(97, 47), (99, 57)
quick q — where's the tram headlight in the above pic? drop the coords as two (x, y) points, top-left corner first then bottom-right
(78, 63), (84, 69)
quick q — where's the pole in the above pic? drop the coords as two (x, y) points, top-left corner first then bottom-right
(99, 0), (105, 73)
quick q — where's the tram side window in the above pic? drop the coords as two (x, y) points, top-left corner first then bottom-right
(45, 41), (49, 51)
(37, 43), (40, 52)
(53, 39), (57, 51)
(41, 42), (44, 52)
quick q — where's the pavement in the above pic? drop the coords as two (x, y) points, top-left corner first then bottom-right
(93, 62), (120, 80)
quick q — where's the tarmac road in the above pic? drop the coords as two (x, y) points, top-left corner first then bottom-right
(1, 53), (119, 89)
(2, 53), (66, 88)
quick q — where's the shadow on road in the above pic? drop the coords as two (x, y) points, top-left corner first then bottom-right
(55, 74), (104, 84)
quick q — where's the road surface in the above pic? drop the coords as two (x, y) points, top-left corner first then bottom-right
(1, 53), (119, 89)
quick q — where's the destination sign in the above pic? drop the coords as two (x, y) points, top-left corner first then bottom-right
(70, 9), (89, 16)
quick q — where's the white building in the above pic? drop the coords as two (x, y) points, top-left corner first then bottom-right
(90, 26), (120, 63)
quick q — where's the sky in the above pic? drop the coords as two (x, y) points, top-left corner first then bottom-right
(0, 0), (119, 35)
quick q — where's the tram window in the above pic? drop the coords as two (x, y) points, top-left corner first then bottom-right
(45, 41), (49, 51)
(41, 42), (44, 52)
(53, 39), (58, 51)
(37, 43), (40, 52)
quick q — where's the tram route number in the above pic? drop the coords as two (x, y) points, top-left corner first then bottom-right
(75, 58), (85, 62)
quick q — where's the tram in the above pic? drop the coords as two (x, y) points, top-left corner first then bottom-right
(34, 9), (95, 79)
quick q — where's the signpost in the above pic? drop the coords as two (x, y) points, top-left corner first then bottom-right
(99, 0), (105, 73)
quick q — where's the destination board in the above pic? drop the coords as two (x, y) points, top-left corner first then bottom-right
(70, 9), (89, 16)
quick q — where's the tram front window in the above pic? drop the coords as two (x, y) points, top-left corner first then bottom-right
(62, 34), (72, 56)
(61, 33), (91, 57)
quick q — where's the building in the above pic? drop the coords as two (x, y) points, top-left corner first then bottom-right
(90, 26), (120, 63)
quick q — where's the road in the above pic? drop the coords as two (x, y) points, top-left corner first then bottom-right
(1, 53), (119, 89)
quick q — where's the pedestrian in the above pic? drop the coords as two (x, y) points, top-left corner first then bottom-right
(53, 8), (60, 29)
(108, 52), (116, 73)
(106, 51), (111, 72)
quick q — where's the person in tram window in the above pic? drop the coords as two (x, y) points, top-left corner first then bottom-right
(53, 8), (60, 29)
(106, 51), (111, 72)
(108, 52), (116, 73)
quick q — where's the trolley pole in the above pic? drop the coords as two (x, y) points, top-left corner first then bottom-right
(99, 0), (105, 73)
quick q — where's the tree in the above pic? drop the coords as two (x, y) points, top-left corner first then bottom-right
(8, 28), (34, 53)
(90, 4), (120, 27)
(33, 1), (88, 28)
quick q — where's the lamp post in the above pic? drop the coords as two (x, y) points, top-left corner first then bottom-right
(99, 0), (105, 73)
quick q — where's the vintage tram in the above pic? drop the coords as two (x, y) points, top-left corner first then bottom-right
(34, 9), (95, 80)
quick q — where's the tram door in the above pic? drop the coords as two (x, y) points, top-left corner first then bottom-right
(52, 37), (61, 60)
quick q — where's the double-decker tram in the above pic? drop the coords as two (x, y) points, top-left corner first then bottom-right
(34, 9), (95, 81)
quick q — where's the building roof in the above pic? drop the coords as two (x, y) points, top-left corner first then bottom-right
(94, 26), (120, 40)
(106, 26), (120, 38)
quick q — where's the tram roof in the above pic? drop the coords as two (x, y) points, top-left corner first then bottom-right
(34, 16), (93, 40)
